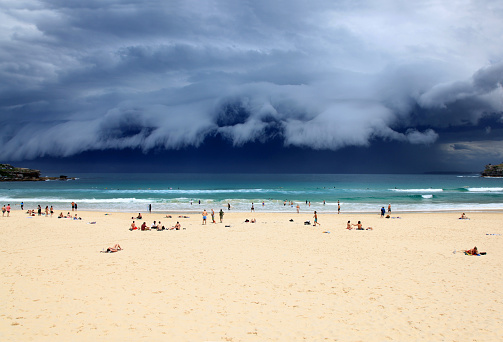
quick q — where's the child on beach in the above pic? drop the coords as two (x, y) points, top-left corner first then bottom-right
(313, 211), (320, 226)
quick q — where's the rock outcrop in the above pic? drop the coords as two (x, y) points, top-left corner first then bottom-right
(0, 164), (71, 181)
(481, 163), (503, 177)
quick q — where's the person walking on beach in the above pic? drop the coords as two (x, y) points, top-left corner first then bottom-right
(211, 209), (215, 223)
(50, 206), (54, 217)
(251, 203), (255, 212)
(227, 203), (231, 210)
(148, 204), (152, 213)
(388, 204), (391, 213)
(219, 209), (224, 223)
(20, 202), (24, 210)
(313, 211), (320, 226)
(6, 204), (11, 217)
(296, 204), (300, 213)
(380, 207), (386, 217)
(338, 201), (340, 214)
(71, 201), (75, 211)
(2, 205), (5, 217)
(202, 209), (208, 225)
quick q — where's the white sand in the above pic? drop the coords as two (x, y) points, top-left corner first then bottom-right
(1, 210), (502, 341)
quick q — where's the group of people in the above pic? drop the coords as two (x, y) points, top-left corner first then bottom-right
(380, 204), (392, 217)
(1, 204), (11, 217)
(202, 209), (224, 224)
(58, 212), (82, 220)
(24, 205), (55, 217)
(130, 220), (181, 231)
(346, 220), (373, 230)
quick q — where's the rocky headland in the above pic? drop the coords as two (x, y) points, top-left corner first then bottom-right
(481, 163), (503, 177)
(0, 164), (72, 181)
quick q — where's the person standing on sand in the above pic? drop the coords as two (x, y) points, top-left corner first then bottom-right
(338, 201), (340, 214)
(219, 209), (224, 223)
(228, 203), (231, 210)
(211, 209), (215, 223)
(388, 204), (391, 213)
(313, 211), (320, 226)
(202, 209), (208, 225)
(71, 201), (75, 211)
(2, 205), (5, 217)
(296, 204), (300, 213)
(20, 202), (24, 210)
(6, 204), (11, 217)
(251, 203), (255, 212)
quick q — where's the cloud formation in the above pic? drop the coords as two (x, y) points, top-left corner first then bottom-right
(1, 0), (502, 160)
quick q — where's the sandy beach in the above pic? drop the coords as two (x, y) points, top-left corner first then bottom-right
(1, 209), (502, 341)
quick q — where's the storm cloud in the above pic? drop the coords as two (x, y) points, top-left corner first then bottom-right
(1, 0), (502, 164)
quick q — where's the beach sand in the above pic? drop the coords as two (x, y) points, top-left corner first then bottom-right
(1, 209), (502, 341)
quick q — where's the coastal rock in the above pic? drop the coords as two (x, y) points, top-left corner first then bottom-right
(481, 163), (503, 177)
(0, 164), (73, 181)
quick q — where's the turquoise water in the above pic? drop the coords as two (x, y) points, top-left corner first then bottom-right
(1, 173), (503, 213)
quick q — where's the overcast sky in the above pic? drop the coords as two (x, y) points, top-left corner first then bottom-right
(1, 0), (502, 173)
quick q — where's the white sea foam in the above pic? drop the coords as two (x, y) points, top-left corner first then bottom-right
(422, 194), (433, 199)
(390, 188), (443, 192)
(466, 187), (503, 192)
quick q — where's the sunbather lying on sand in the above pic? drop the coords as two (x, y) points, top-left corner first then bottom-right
(464, 246), (485, 255)
(103, 244), (122, 253)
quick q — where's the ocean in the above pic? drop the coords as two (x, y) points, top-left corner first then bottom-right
(1, 173), (503, 213)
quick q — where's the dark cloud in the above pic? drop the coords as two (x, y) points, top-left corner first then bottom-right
(1, 0), (502, 172)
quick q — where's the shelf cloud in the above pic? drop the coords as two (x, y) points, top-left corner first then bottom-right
(1, 0), (502, 163)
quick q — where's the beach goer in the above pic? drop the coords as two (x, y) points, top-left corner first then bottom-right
(211, 209), (215, 223)
(354, 221), (373, 230)
(380, 207), (385, 217)
(50, 206), (54, 217)
(460, 213), (469, 219)
(130, 221), (137, 230)
(219, 209), (224, 223)
(37, 205), (42, 216)
(173, 222), (181, 230)
(1, 205), (5, 217)
(464, 246), (480, 255)
(20, 202), (24, 210)
(58, 212), (64, 218)
(136, 213), (142, 219)
(388, 204), (391, 213)
(251, 203), (255, 212)
(105, 244), (122, 253)
(228, 203), (231, 210)
(338, 201), (340, 214)
(346, 221), (352, 230)
(313, 211), (320, 226)
(141, 222), (149, 231)
(45, 206), (49, 217)
(202, 210), (207, 225)
(296, 204), (300, 213)
(148, 204), (151, 213)
(151, 221), (158, 230)
(6, 204), (11, 216)
(71, 201), (75, 211)
(75, 203), (77, 211)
